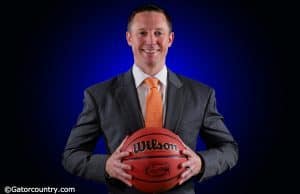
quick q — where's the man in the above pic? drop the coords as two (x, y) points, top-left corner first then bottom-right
(62, 4), (238, 194)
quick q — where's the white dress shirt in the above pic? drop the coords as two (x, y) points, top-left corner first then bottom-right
(132, 64), (167, 125)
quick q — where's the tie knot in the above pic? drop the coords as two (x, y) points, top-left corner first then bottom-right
(144, 77), (159, 89)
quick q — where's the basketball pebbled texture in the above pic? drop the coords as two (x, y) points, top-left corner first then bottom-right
(121, 128), (187, 193)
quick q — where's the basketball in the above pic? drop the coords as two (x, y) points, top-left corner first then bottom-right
(121, 128), (187, 193)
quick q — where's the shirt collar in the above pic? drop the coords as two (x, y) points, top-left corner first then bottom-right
(132, 64), (167, 88)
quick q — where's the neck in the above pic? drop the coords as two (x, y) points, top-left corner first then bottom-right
(136, 63), (164, 76)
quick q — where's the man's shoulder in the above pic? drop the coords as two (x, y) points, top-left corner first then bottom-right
(85, 71), (129, 93)
(172, 72), (212, 92)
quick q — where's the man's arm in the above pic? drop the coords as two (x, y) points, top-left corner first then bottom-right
(62, 89), (108, 183)
(198, 89), (239, 181)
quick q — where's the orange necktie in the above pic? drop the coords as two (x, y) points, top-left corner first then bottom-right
(144, 77), (163, 128)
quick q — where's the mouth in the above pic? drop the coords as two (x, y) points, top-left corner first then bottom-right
(141, 49), (160, 54)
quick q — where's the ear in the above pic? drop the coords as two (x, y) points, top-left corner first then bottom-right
(167, 32), (174, 47)
(126, 31), (132, 46)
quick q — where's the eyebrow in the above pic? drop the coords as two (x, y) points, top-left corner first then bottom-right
(137, 28), (165, 31)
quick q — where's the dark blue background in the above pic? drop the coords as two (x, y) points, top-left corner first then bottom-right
(8, 0), (286, 193)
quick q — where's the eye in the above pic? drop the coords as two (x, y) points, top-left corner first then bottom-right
(154, 31), (163, 36)
(139, 31), (147, 36)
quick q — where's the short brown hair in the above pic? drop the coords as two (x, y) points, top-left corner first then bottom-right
(127, 4), (173, 32)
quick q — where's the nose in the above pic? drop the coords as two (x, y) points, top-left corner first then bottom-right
(145, 33), (157, 44)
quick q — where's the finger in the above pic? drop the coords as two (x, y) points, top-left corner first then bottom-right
(181, 160), (193, 168)
(179, 175), (190, 185)
(115, 162), (132, 170)
(179, 176), (187, 185)
(120, 171), (132, 180)
(113, 166), (131, 177)
(179, 171), (192, 185)
(114, 151), (130, 160)
(179, 139), (195, 155)
(182, 149), (193, 158)
(116, 169), (132, 185)
(178, 139), (192, 152)
(180, 169), (189, 179)
(181, 166), (194, 177)
(119, 177), (132, 187)
(176, 134), (187, 148)
(116, 136), (129, 151)
(179, 167), (194, 185)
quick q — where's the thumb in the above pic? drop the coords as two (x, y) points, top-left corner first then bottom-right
(116, 135), (129, 152)
(176, 134), (188, 149)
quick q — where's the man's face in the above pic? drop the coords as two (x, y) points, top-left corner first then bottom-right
(126, 11), (174, 70)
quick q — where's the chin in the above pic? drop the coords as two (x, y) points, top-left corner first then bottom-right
(145, 62), (158, 67)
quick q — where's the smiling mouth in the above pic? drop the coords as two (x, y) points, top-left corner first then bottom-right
(141, 49), (160, 54)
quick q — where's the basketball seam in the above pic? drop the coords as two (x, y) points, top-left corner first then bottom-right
(123, 155), (186, 161)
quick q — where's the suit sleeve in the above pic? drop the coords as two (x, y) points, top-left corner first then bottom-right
(197, 89), (239, 182)
(62, 89), (108, 183)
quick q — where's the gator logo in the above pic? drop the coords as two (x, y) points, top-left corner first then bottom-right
(145, 163), (170, 177)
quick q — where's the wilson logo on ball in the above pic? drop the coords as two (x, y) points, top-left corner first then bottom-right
(133, 139), (178, 153)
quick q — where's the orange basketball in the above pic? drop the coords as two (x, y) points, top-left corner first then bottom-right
(121, 128), (187, 193)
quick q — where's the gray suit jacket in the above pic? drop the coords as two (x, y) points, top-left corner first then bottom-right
(62, 69), (238, 194)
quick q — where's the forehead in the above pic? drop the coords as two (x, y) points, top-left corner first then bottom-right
(131, 11), (169, 30)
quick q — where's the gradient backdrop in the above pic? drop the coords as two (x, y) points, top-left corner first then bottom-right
(9, 0), (286, 194)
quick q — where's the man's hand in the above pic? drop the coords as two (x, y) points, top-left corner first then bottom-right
(179, 142), (203, 185)
(105, 136), (132, 187)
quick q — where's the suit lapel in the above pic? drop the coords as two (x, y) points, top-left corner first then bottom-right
(164, 70), (184, 133)
(114, 70), (144, 134)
